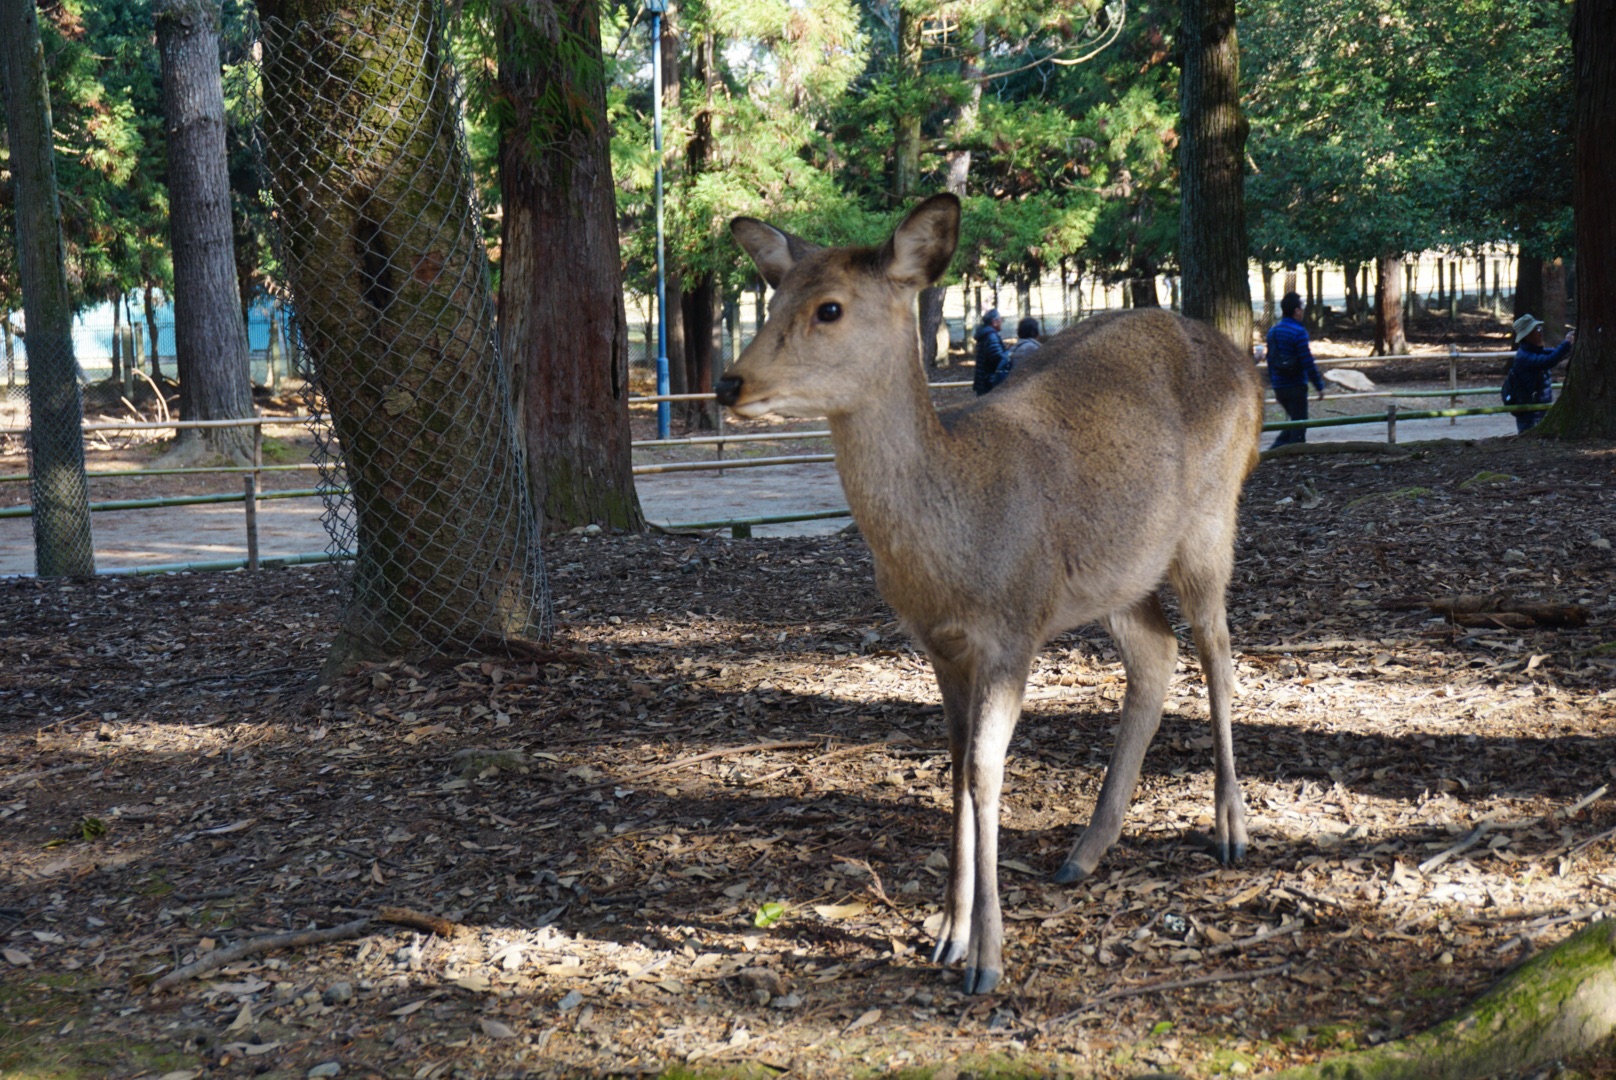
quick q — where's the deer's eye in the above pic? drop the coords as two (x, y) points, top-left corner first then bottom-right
(816, 302), (843, 323)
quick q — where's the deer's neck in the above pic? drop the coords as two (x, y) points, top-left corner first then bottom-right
(827, 340), (954, 552)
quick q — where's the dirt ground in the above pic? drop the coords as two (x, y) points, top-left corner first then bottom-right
(4, 433), (1616, 1079)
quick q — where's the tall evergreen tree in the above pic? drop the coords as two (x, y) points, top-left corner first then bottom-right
(1177, 0), (1251, 349)
(1535, 0), (1616, 438)
(491, 0), (643, 530)
(0, 0), (95, 575)
(156, 0), (255, 461)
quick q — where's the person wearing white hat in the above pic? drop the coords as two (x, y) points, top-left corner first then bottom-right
(1503, 314), (1575, 432)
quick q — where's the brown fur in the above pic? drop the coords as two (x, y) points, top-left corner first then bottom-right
(721, 195), (1262, 994)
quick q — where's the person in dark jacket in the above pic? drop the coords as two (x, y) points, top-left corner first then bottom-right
(1264, 292), (1326, 450)
(1505, 314), (1575, 433)
(972, 309), (1012, 395)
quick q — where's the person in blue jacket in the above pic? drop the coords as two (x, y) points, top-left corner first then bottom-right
(1264, 292), (1326, 449)
(1505, 314), (1575, 433)
(972, 309), (1012, 395)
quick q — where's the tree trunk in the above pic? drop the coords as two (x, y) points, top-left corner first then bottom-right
(677, 30), (718, 430)
(1129, 277), (1160, 307)
(893, 6), (923, 204)
(1375, 253), (1407, 356)
(1513, 253), (1544, 320)
(143, 284), (164, 381)
(0, 0), (95, 576)
(1274, 920), (1616, 1080)
(258, 0), (550, 669)
(1178, 0), (1253, 352)
(495, 0), (643, 529)
(157, 0), (255, 464)
(110, 291), (124, 384)
(265, 301), (279, 391)
(1535, 0), (1616, 438)
(919, 26), (983, 368)
(680, 276), (717, 430)
(1343, 262), (1359, 318)
(1542, 257), (1567, 343)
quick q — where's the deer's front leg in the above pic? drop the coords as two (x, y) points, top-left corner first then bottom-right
(930, 660), (974, 967)
(958, 671), (1024, 994)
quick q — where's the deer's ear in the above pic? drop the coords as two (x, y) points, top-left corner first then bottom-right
(731, 218), (820, 288)
(881, 194), (960, 290)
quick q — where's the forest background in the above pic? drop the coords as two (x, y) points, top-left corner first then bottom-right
(0, 0), (1576, 380)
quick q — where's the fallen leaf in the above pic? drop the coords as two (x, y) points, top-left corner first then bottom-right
(479, 1017), (518, 1039)
(845, 1008), (881, 1033)
(812, 902), (868, 920)
(390, 999), (428, 1017)
(3, 948), (33, 966)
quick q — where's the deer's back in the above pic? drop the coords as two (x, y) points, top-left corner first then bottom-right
(909, 308), (1260, 629)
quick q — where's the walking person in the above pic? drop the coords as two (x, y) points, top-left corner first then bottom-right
(972, 309), (1012, 395)
(1504, 314), (1574, 433)
(1265, 292), (1326, 450)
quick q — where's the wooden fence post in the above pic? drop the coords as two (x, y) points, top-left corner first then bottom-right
(1387, 403), (1398, 444)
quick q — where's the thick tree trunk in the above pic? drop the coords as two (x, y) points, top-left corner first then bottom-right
(156, 0), (255, 463)
(496, 0), (643, 530)
(1513, 253), (1544, 321)
(1177, 0), (1253, 352)
(1274, 920), (1616, 1079)
(1535, 0), (1616, 438)
(679, 275), (717, 430)
(1129, 277), (1160, 307)
(1375, 253), (1408, 356)
(0, 0), (95, 576)
(1542, 257), (1567, 342)
(1343, 262), (1360, 318)
(259, 0), (550, 668)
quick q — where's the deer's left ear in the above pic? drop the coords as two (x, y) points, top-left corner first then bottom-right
(732, 218), (821, 288)
(880, 194), (960, 291)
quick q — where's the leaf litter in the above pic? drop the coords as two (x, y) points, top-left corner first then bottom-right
(1, 436), (1615, 1077)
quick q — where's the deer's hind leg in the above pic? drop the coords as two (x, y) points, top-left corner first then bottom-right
(1170, 532), (1248, 864)
(1055, 593), (1177, 884)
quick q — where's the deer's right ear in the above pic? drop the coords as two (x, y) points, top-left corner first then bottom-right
(731, 218), (818, 288)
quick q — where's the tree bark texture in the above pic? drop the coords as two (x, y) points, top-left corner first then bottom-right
(1375, 253), (1407, 355)
(1537, 0), (1616, 438)
(919, 25), (984, 366)
(259, 0), (549, 668)
(156, 0), (255, 462)
(0, 0), (95, 576)
(677, 30), (718, 429)
(497, 0), (644, 530)
(1513, 253), (1544, 321)
(1273, 920), (1616, 1079)
(1542, 257), (1567, 343)
(892, 7), (923, 205)
(1177, 0), (1253, 352)
(143, 284), (164, 381)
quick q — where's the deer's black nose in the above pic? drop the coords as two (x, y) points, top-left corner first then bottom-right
(714, 376), (744, 407)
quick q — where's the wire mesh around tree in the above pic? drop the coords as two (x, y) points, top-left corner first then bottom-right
(252, 0), (549, 662)
(19, 336), (97, 577)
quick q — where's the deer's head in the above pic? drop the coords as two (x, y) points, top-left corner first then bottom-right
(716, 194), (960, 418)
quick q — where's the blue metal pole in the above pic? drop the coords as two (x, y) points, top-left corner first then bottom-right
(651, 12), (671, 439)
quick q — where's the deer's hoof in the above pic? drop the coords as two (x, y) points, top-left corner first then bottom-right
(1052, 860), (1090, 885)
(961, 966), (1001, 995)
(1219, 839), (1247, 865)
(932, 938), (967, 966)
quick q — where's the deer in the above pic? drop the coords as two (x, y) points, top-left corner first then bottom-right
(716, 194), (1263, 995)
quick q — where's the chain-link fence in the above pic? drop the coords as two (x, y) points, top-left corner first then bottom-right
(13, 335), (96, 576)
(254, 0), (549, 662)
